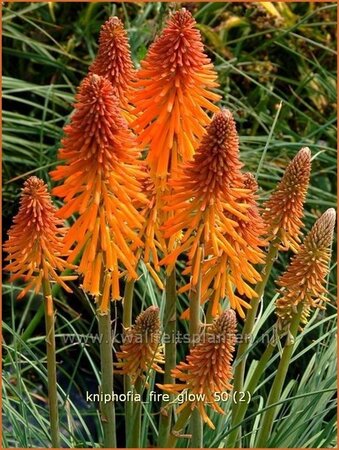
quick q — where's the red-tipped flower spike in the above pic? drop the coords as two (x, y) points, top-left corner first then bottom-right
(3, 177), (76, 299)
(180, 173), (267, 319)
(161, 110), (266, 317)
(51, 74), (145, 314)
(132, 8), (220, 181)
(158, 310), (237, 429)
(115, 306), (164, 384)
(276, 208), (336, 327)
(162, 109), (246, 260)
(263, 147), (311, 252)
(89, 17), (135, 110)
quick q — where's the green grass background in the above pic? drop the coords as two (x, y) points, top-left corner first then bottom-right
(2, 2), (337, 448)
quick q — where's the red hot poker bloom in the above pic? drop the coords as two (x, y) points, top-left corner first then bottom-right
(276, 208), (335, 327)
(162, 109), (246, 261)
(51, 74), (145, 314)
(3, 177), (76, 299)
(161, 109), (266, 317)
(232, 172), (268, 255)
(263, 147), (311, 252)
(158, 310), (237, 429)
(135, 165), (166, 289)
(180, 173), (267, 319)
(132, 8), (220, 181)
(89, 17), (135, 111)
(115, 306), (164, 384)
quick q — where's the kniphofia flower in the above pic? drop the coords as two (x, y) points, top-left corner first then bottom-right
(276, 208), (335, 327)
(162, 109), (245, 260)
(263, 147), (311, 252)
(3, 177), (76, 299)
(115, 306), (164, 384)
(89, 16), (135, 113)
(180, 173), (267, 318)
(132, 8), (220, 183)
(136, 165), (166, 289)
(158, 309), (237, 429)
(51, 74), (145, 314)
(161, 109), (266, 317)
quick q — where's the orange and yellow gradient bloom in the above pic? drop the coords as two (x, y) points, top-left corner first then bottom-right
(162, 109), (266, 317)
(136, 165), (166, 289)
(89, 16), (135, 114)
(115, 306), (164, 384)
(4, 177), (76, 299)
(263, 147), (311, 252)
(158, 309), (237, 429)
(180, 173), (267, 318)
(51, 74), (145, 314)
(276, 208), (336, 327)
(132, 8), (220, 183)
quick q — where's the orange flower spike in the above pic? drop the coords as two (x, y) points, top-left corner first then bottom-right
(180, 172), (267, 319)
(3, 177), (77, 299)
(263, 147), (311, 252)
(276, 208), (336, 327)
(235, 173), (268, 250)
(185, 108), (244, 208)
(162, 109), (268, 317)
(115, 306), (164, 384)
(51, 74), (146, 313)
(205, 173), (267, 317)
(158, 310), (237, 429)
(89, 17), (135, 113)
(132, 8), (220, 181)
(135, 165), (166, 288)
(162, 109), (249, 268)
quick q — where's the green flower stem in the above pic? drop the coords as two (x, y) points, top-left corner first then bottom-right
(98, 304), (117, 448)
(232, 240), (279, 440)
(17, 273), (69, 348)
(123, 279), (134, 329)
(190, 409), (203, 448)
(123, 278), (135, 444)
(127, 377), (143, 448)
(166, 404), (192, 448)
(206, 301), (214, 324)
(255, 304), (303, 447)
(158, 269), (177, 447)
(189, 247), (203, 448)
(227, 336), (276, 447)
(189, 265), (202, 342)
(42, 278), (61, 449)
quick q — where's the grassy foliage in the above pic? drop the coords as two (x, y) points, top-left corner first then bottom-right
(2, 2), (336, 448)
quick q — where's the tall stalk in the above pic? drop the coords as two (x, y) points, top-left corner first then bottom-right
(123, 279), (135, 445)
(227, 336), (276, 447)
(123, 279), (134, 330)
(232, 240), (279, 440)
(127, 377), (143, 448)
(42, 278), (61, 449)
(98, 302), (117, 448)
(166, 405), (192, 448)
(255, 305), (303, 447)
(206, 301), (214, 324)
(189, 247), (203, 448)
(158, 269), (177, 447)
